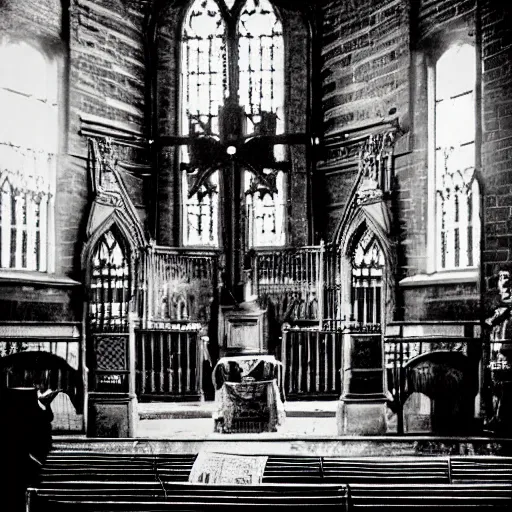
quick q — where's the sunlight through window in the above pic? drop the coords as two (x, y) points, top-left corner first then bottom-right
(0, 40), (57, 271)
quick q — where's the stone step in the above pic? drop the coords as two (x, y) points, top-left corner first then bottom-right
(51, 436), (512, 457)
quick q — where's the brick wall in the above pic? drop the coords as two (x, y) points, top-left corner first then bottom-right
(320, 0), (410, 244)
(154, 2), (184, 246)
(396, 0), (479, 321)
(321, 0), (409, 137)
(64, 0), (149, 276)
(0, 0), (149, 322)
(480, 0), (512, 311)
(0, 0), (63, 36)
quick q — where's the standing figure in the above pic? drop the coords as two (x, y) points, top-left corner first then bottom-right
(485, 266), (512, 433)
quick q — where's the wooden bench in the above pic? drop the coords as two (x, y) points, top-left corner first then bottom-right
(27, 482), (350, 511)
(347, 482), (512, 509)
(450, 456), (512, 482)
(40, 452), (196, 483)
(262, 456), (323, 482)
(322, 456), (451, 483)
(40, 451), (512, 485)
(29, 453), (512, 511)
(27, 480), (512, 511)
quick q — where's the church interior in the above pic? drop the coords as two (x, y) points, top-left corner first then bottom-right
(1, 0), (512, 509)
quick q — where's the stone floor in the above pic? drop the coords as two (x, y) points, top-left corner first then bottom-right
(137, 415), (339, 438)
(135, 400), (404, 438)
(137, 401), (345, 438)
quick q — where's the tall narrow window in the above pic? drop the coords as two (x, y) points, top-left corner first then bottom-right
(239, 0), (286, 247)
(0, 39), (57, 272)
(180, 0), (226, 246)
(179, 0), (287, 248)
(429, 43), (479, 271)
(245, 169), (285, 247)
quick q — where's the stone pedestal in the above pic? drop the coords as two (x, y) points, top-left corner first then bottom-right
(86, 314), (139, 437)
(87, 392), (138, 438)
(337, 397), (388, 435)
(337, 332), (389, 435)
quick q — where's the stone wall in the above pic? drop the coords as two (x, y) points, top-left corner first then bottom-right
(318, 0), (491, 322)
(397, 0), (478, 321)
(480, 0), (512, 311)
(0, 0), (149, 322)
(320, 0), (410, 246)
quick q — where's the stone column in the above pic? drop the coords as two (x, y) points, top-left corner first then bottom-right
(86, 313), (138, 437)
(337, 331), (390, 435)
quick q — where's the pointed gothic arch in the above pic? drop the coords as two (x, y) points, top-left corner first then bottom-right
(85, 222), (131, 333)
(82, 210), (140, 289)
(325, 196), (396, 330)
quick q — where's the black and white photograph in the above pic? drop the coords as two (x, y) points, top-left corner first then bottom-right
(0, 0), (511, 510)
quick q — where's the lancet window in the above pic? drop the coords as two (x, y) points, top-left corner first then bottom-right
(0, 39), (57, 271)
(180, 0), (286, 247)
(430, 43), (480, 270)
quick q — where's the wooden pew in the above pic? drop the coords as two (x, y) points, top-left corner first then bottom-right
(27, 482), (350, 511)
(322, 456), (451, 483)
(29, 453), (512, 511)
(347, 482), (512, 510)
(27, 480), (512, 511)
(40, 452), (512, 485)
(262, 456), (323, 483)
(450, 456), (512, 482)
(40, 452), (196, 483)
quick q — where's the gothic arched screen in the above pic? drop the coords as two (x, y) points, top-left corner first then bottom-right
(89, 229), (130, 333)
(180, 0), (287, 247)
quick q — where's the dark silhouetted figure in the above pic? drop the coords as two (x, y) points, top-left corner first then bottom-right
(0, 387), (55, 512)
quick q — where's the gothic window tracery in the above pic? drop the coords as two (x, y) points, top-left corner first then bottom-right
(89, 229), (130, 333)
(351, 230), (384, 326)
(179, 0), (287, 247)
(245, 169), (285, 247)
(431, 43), (480, 270)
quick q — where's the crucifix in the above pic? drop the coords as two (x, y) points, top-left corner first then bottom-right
(161, 101), (304, 304)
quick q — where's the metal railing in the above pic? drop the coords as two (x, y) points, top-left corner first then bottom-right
(135, 327), (205, 401)
(281, 328), (343, 399)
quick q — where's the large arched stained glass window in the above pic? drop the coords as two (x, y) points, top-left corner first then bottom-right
(180, 0), (286, 248)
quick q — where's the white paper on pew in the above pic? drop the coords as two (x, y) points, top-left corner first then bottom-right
(188, 451), (268, 484)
